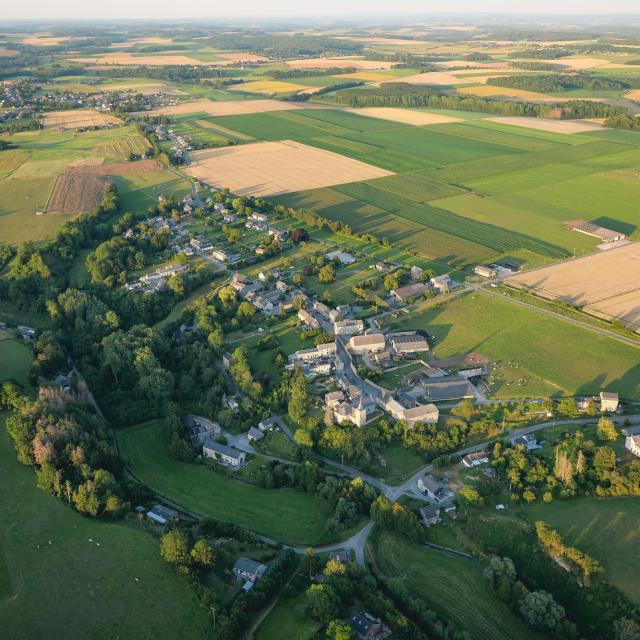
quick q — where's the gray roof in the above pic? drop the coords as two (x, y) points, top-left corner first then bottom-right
(420, 376), (474, 401)
(234, 556), (266, 575)
(419, 474), (442, 494)
(350, 611), (379, 635)
(147, 504), (177, 523)
(421, 505), (440, 520)
(248, 426), (263, 440)
(203, 439), (244, 460)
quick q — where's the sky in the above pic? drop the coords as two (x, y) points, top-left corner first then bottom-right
(4, 0), (640, 21)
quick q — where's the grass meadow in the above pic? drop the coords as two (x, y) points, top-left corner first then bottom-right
(118, 421), (334, 545)
(0, 338), (33, 390)
(369, 529), (541, 640)
(0, 414), (211, 640)
(386, 291), (640, 400)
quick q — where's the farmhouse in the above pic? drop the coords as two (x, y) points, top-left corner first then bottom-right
(418, 474), (454, 503)
(233, 556), (268, 583)
(349, 333), (386, 355)
(474, 265), (497, 278)
(511, 434), (541, 451)
(247, 426), (264, 442)
(184, 415), (221, 447)
(349, 610), (389, 640)
(462, 451), (489, 467)
(202, 440), (246, 469)
(334, 319), (364, 336)
(420, 505), (441, 527)
(314, 300), (331, 319)
(401, 403), (439, 426)
(298, 308), (319, 328)
(625, 435), (640, 457)
(389, 332), (429, 354)
(430, 275), (451, 293)
(600, 391), (619, 412)
(390, 282), (429, 302)
(146, 504), (178, 526)
(410, 265), (424, 280)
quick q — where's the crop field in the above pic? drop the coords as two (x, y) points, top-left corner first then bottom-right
(118, 421), (334, 545)
(0, 416), (211, 640)
(46, 169), (109, 214)
(524, 498), (640, 605)
(348, 107), (462, 126)
(385, 291), (640, 399)
(141, 98), (323, 118)
(42, 109), (122, 131)
(285, 57), (395, 70)
(230, 80), (310, 95)
(67, 52), (221, 66)
(459, 85), (550, 99)
(93, 134), (151, 158)
(507, 242), (640, 332)
(370, 529), (540, 640)
(486, 117), (604, 134)
(184, 140), (392, 196)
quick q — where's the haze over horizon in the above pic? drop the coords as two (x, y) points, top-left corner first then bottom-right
(4, 0), (640, 21)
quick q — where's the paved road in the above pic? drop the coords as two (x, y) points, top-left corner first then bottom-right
(484, 287), (640, 348)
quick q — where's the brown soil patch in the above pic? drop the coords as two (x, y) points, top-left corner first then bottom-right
(486, 116), (603, 134)
(22, 35), (75, 46)
(42, 109), (122, 131)
(507, 242), (640, 332)
(68, 53), (219, 66)
(184, 140), (393, 197)
(47, 169), (109, 214)
(286, 57), (395, 70)
(140, 98), (325, 118)
(348, 107), (461, 126)
(72, 159), (164, 176)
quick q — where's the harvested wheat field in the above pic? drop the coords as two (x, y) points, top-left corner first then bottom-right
(42, 110), (122, 131)
(141, 98), (325, 118)
(214, 52), (268, 64)
(229, 80), (309, 94)
(390, 71), (487, 86)
(47, 169), (109, 213)
(68, 53), (218, 66)
(184, 140), (393, 196)
(487, 117), (604, 134)
(72, 159), (164, 176)
(22, 35), (76, 46)
(507, 242), (640, 332)
(349, 107), (461, 126)
(286, 57), (395, 70)
(460, 85), (548, 99)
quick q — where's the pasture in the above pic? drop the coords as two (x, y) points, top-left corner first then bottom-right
(0, 339), (33, 389)
(523, 498), (640, 605)
(385, 291), (640, 400)
(117, 421), (334, 545)
(507, 242), (640, 332)
(0, 416), (211, 640)
(370, 529), (541, 640)
(184, 140), (392, 196)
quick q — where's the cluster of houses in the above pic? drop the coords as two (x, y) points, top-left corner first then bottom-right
(151, 124), (191, 162)
(390, 273), (453, 304)
(288, 340), (340, 378)
(230, 272), (294, 317)
(125, 262), (190, 294)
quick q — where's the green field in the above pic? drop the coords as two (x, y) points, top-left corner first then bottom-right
(0, 338), (34, 389)
(0, 414), (211, 640)
(370, 529), (541, 640)
(118, 421), (334, 545)
(523, 498), (640, 605)
(386, 291), (640, 400)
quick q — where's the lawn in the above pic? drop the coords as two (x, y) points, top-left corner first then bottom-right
(370, 529), (541, 640)
(0, 413), (211, 640)
(375, 441), (427, 485)
(0, 338), (34, 389)
(117, 421), (334, 545)
(386, 291), (640, 400)
(254, 573), (320, 640)
(523, 497), (640, 605)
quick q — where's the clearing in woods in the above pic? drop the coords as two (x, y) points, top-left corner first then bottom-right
(184, 139), (393, 196)
(42, 110), (123, 131)
(507, 241), (640, 332)
(370, 529), (541, 640)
